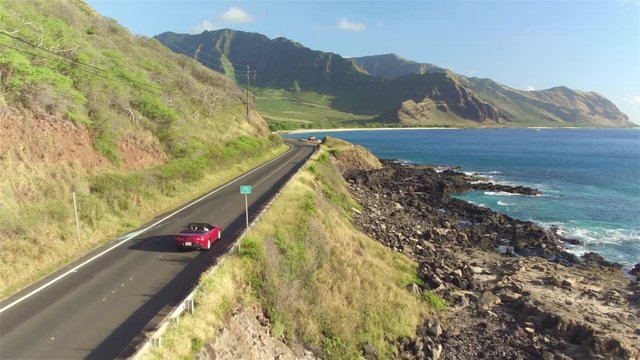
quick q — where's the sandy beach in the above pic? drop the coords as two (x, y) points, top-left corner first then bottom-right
(281, 127), (460, 134)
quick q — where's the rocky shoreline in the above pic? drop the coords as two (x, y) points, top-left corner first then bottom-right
(341, 160), (639, 359)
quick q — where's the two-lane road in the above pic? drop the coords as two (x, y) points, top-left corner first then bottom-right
(0, 141), (316, 359)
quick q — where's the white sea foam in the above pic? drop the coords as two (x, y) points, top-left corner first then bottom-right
(467, 200), (488, 208)
(484, 191), (519, 196)
(396, 159), (415, 166)
(469, 180), (491, 184)
(497, 201), (512, 206)
(535, 221), (640, 264)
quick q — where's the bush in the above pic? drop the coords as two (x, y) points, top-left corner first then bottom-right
(93, 126), (121, 165)
(157, 156), (206, 182)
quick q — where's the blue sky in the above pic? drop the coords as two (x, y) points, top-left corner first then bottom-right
(88, 0), (640, 123)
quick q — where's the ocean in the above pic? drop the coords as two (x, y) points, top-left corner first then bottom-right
(286, 128), (640, 266)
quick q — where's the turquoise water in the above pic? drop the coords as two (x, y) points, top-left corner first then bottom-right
(287, 129), (640, 266)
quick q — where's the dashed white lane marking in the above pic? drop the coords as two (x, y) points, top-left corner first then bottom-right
(253, 150), (304, 189)
(0, 145), (299, 314)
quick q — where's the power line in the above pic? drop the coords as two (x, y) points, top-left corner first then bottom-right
(1, 31), (257, 116)
(160, 33), (225, 66)
(0, 41), (109, 80)
(0, 31), (166, 93)
(159, 37), (225, 71)
(157, 35), (257, 90)
(157, 33), (252, 69)
(166, 40), (224, 72)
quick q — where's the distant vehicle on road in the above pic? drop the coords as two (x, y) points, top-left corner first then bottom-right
(308, 135), (316, 141)
(175, 223), (221, 251)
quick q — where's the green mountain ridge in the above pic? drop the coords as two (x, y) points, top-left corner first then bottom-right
(349, 53), (442, 78)
(156, 29), (633, 128)
(157, 29), (377, 93)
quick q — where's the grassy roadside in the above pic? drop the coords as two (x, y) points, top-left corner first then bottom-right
(147, 141), (441, 359)
(0, 139), (287, 298)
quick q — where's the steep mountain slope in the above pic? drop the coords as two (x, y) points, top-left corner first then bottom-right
(156, 30), (379, 93)
(460, 77), (631, 126)
(351, 53), (632, 127)
(0, 0), (280, 296)
(349, 53), (441, 78)
(156, 30), (506, 126)
(157, 29), (632, 128)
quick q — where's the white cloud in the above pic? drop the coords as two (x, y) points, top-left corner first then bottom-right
(467, 69), (477, 75)
(190, 20), (219, 34)
(525, 86), (535, 91)
(220, 7), (253, 24)
(624, 95), (640, 104)
(337, 18), (366, 31)
(190, 7), (254, 34)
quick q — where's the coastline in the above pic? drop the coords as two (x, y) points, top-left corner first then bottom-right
(331, 146), (640, 358)
(282, 126), (639, 134)
(282, 126), (459, 134)
(296, 129), (639, 267)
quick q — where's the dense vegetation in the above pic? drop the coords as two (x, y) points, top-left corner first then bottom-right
(0, 1), (266, 156)
(149, 142), (443, 359)
(0, 0), (282, 297)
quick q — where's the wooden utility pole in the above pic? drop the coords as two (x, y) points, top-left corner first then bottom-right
(252, 71), (257, 103)
(246, 65), (250, 118)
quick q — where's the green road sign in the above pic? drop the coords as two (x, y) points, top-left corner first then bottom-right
(240, 185), (252, 195)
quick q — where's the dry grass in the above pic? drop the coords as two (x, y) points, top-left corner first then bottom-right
(149, 144), (435, 360)
(0, 144), (288, 298)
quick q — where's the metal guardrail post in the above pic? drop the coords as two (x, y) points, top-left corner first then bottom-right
(185, 299), (195, 314)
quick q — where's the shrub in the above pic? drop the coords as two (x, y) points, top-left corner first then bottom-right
(93, 126), (121, 165)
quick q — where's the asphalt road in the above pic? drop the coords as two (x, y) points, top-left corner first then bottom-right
(0, 141), (316, 359)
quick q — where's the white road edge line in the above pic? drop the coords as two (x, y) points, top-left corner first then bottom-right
(130, 144), (317, 360)
(0, 144), (296, 314)
(252, 149), (303, 189)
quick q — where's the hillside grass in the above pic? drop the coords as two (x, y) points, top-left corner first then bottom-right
(0, 137), (287, 298)
(0, 0), (266, 162)
(257, 89), (387, 131)
(148, 143), (442, 360)
(0, 0), (284, 297)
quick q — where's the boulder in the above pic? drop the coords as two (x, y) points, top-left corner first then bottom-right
(479, 291), (501, 310)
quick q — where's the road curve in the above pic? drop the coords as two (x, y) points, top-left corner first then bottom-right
(0, 141), (316, 359)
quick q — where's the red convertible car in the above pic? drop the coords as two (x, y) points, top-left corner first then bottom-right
(175, 223), (221, 251)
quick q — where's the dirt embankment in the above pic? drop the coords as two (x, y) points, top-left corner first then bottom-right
(195, 307), (315, 360)
(0, 107), (165, 170)
(339, 159), (639, 359)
